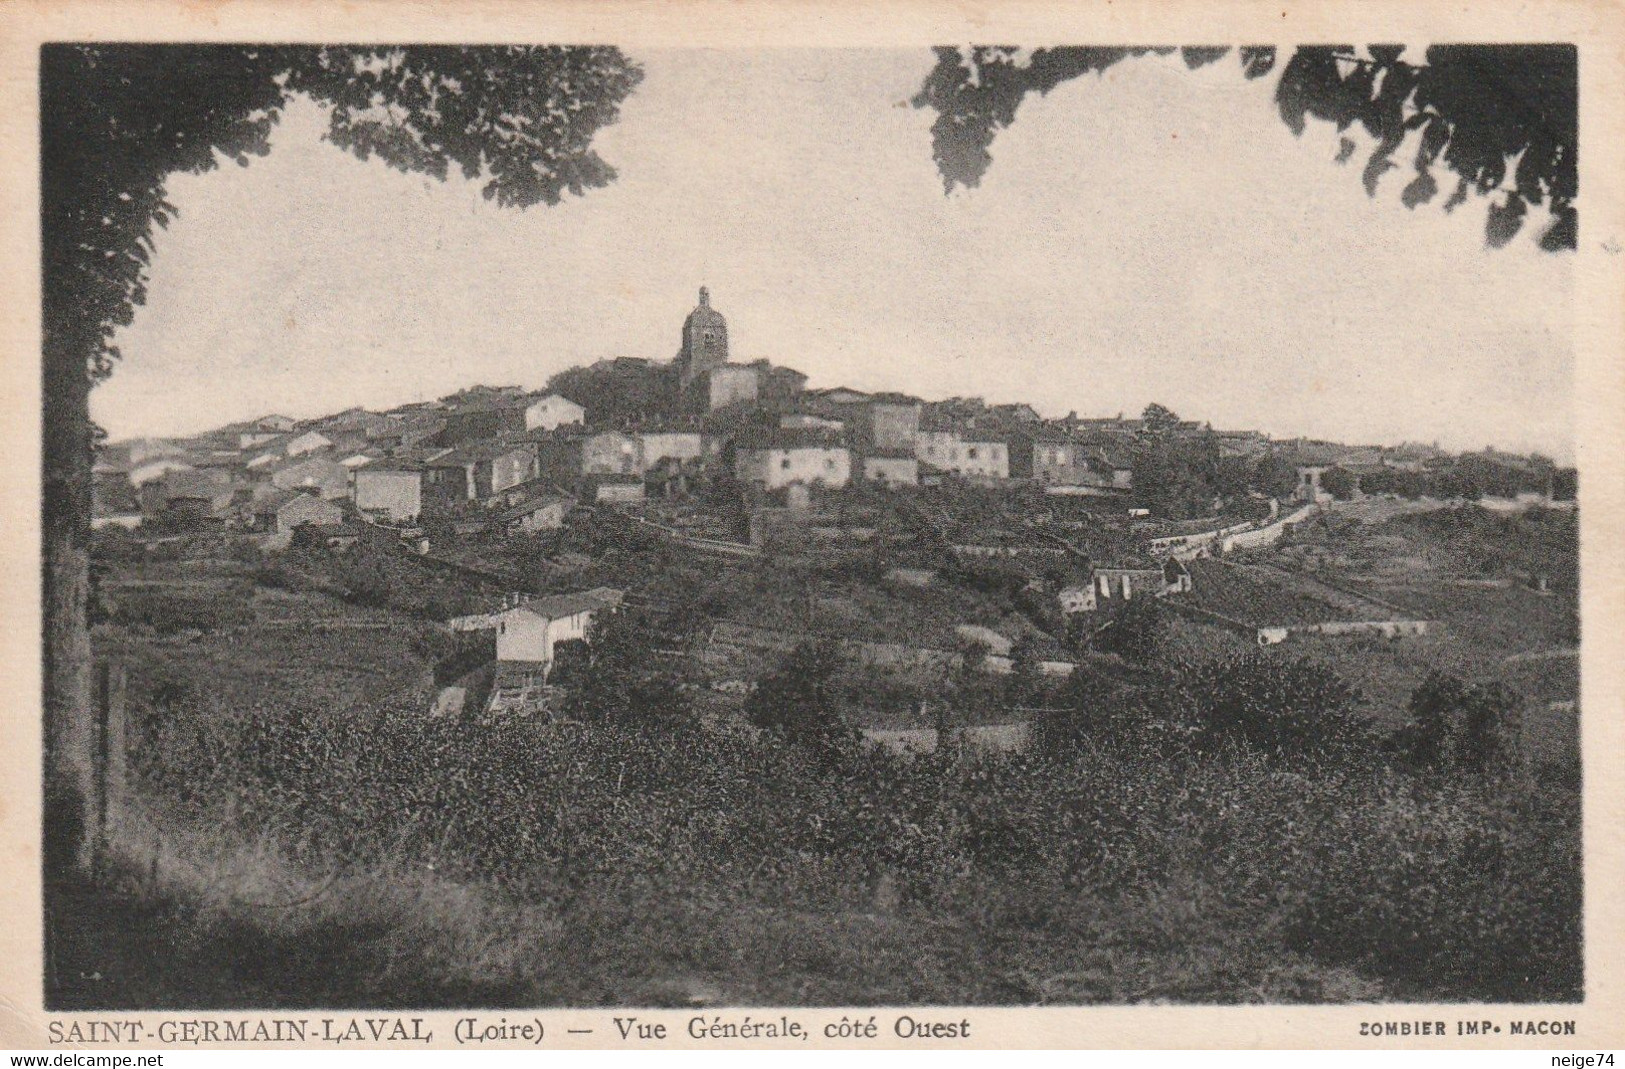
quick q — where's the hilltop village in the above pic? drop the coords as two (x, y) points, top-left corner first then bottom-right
(93, 288), (1578, 735)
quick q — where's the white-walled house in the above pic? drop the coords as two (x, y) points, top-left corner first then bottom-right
(733, 429), (851, 491)
(353, 466), (423, 521)
(637, 429), (709, 469)
(271, 456), (350, 499)
(525, 394), (586, 432)
(276, 493), (345, 534)
(450, 587), (624, 677)
(128, 457), (194, 487)
(913, 430), (1009, 480)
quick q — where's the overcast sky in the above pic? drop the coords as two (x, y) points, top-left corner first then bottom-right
(93, 47), (1575, 460)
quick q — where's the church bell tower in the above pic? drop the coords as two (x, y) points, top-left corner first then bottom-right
(678, 286), (729, 389)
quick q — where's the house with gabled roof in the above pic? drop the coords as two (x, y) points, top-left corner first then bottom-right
(429, 442), (539, 501)
(448, 587), (625, 678)
(733, 426), (851, 491)
(354, 463), (426, 522)
(525, 393), (586, 432)
(271, 456), (350, 499)
(498, 493), (575, 535)
(283, 430), (332, 458)
(276, 492), (346, 534)
(860, 450), (919, 488)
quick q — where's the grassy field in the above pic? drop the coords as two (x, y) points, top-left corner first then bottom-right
(96, 560), (440, 719)
(1197, 505), (1581, 765)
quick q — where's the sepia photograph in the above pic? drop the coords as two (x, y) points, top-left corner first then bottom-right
(6, 1), (1623, 1047)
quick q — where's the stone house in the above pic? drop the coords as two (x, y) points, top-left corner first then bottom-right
(809, 386), (871, 407)
(781, 412), (845, 432)
(733, 428), (852, 491)
(852, 393), (923, 452)
(525, 393), (586, 432)
(989, 402), (1042, 425)
(861, 452), (919, 488)
(128, 456), (195, 488)
(439, 402), (527, 446)
(238, 430), (285, 450)
(593, 474), (647, 504)
(1009, 426), (1099, 485)
(283, 430), (332, 458)
(271, 456), (350, 499)
(354, 465), (425, 522)
(143, 469), (235, 529)
(499, 494), (574, 534)
(1064, 558), (1193, 613)
(703, 364), (760, 411)
(637, 428), (711, 470)
(449, 587), (624, 678)
(913, 430), (1009, 480)
(430, 443), (538, 501)
(582, 430), (642, 477)
(528, 431), (587, 486)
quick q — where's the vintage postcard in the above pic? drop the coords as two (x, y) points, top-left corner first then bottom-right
(2, 0), (1623, 1053)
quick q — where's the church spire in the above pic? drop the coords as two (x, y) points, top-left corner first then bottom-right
(698, 286), (710, 308)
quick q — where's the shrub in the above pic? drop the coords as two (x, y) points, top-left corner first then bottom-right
(746, 639), (856, 758)
(563, 608), (694, 734)
(1391, 671), (1524, 777)
(1093, 596), (1166, 663)
(1175, 653), (1375, 764)
(1319, 466), (1357, 501)
(334, 549), (393, 607)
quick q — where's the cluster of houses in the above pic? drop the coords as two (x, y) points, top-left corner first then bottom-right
(82, 291), (1096, 539)
(95, 287), (1495, 549)
(94, 287), (1565, 733)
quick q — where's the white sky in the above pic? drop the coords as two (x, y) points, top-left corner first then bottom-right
(94, 47), (1575, 461)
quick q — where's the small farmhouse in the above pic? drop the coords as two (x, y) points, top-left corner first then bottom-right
(913, 429), (1009, 480)
(861, 452), (919, 488)
(452, 587), (625, 678)
(283, 430), (332, 458)
(499, 493), (574, 534)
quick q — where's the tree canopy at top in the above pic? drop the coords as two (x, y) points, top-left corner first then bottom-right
(911, 45), (1576, 251)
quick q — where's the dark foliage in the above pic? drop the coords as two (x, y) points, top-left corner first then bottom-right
(542, 360), (682, 428)
(332, 548), (394, 608)
(1092, 595), (1167, 664)
(110, 589), (254, 635)
(563, 607), (695, 733)
(1175, 653), (1377, 764)
(1318, 465), (1357, 501)
(1392, 671), (1524, 776)
(125, 676), (1580, 1002)
(746, 640), (859, 759)
(912, 45), (1575, 250)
